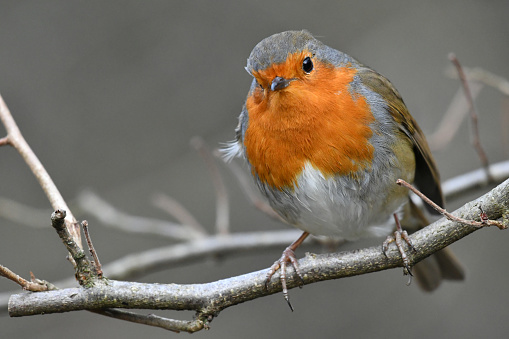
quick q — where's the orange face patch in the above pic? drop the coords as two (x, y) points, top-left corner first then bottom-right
(244, 51), (375, 189)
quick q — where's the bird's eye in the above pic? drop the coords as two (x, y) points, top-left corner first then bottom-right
(302, 56), (313, 73)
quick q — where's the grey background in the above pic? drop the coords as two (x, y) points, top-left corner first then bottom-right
(1, 1), (508, 338)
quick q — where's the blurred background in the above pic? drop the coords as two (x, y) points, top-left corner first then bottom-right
(0, 1), (508, 338)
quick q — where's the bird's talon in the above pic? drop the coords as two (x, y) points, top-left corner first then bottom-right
(265, 234), (308, 310)
(383, 214), (417, 277)
(382, 235), (393, 256)
(403, 264), (413, 277)
(285, 296), (295, 312)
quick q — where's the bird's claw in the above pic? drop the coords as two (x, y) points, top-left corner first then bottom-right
(265, 247), (304, 312)
(383, 214), (417, 277)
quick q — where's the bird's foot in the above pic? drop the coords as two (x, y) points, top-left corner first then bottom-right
(265, 246), (304, 312)
(382, 213), (417, 278)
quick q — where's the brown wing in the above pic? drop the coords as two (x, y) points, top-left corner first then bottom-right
(359, 69), (444, 213)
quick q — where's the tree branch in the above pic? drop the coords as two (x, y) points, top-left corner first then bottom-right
(8, 178), (509, 324)
(0, 94), (81, 248)
(0, 266), (50, 292)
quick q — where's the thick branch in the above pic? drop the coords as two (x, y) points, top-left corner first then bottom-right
(9, 178), (509, 318)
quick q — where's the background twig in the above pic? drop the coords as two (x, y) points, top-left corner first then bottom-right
(449, 53), (492, 180)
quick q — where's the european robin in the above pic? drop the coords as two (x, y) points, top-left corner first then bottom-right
(224, 30), (464, 308)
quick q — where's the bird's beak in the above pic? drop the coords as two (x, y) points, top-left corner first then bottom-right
(271, 76), (292, 91)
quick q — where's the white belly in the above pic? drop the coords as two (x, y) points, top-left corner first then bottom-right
(262, 162), (411, 240)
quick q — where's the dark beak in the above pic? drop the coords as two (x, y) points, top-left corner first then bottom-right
(271, 76), (291, 91)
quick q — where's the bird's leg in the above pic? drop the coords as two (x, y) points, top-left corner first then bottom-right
(266, 231), (309, 311)
(382, 213), (416, 277)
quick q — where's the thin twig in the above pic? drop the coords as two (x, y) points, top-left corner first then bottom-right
(449, 53), (492, 181)
(0, 265), (49, 292)
(89, 309), (206, 333)
(82, 220), (103, 278)
(397, 179), (506, 230)
(152, 193), (207, 236)
(0, 94), (81, 247)
(191, 137), (229, 235)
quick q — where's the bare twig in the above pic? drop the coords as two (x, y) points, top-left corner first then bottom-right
(449, 53), (492, 181)
(82, 220), (103, 278)
(0, 265), (49, 292)
(89, 308), (206, 333)
(191, 137), (229, 234)
(152, 193), (207, 236)
(0, 94), (81, 248)
(0, 136), (9, 146)
(397, 179), (506, 230)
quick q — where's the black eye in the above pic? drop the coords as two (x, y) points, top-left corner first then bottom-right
(302, 56), (313, 73)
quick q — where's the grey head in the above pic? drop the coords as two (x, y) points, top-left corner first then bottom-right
(245, 30), (357, 74)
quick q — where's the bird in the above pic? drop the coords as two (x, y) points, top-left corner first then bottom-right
(223, 30), (464, 308)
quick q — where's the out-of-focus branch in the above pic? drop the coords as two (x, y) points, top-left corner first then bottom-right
(191, 137), (229, 234)
(213, 149), (282, 220)
(445, 65), (509, 96)
(449, 54), (492, 180)
(0, 94), (81, 248)
(76, 190), (204, 240)
(427, 82), (483, 151)
(152, 193), (207, 236)
(441, 160), (509, 201)
(0, 197), (50, 227)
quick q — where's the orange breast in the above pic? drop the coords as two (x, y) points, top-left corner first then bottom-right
(244, 58), (375, 189)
